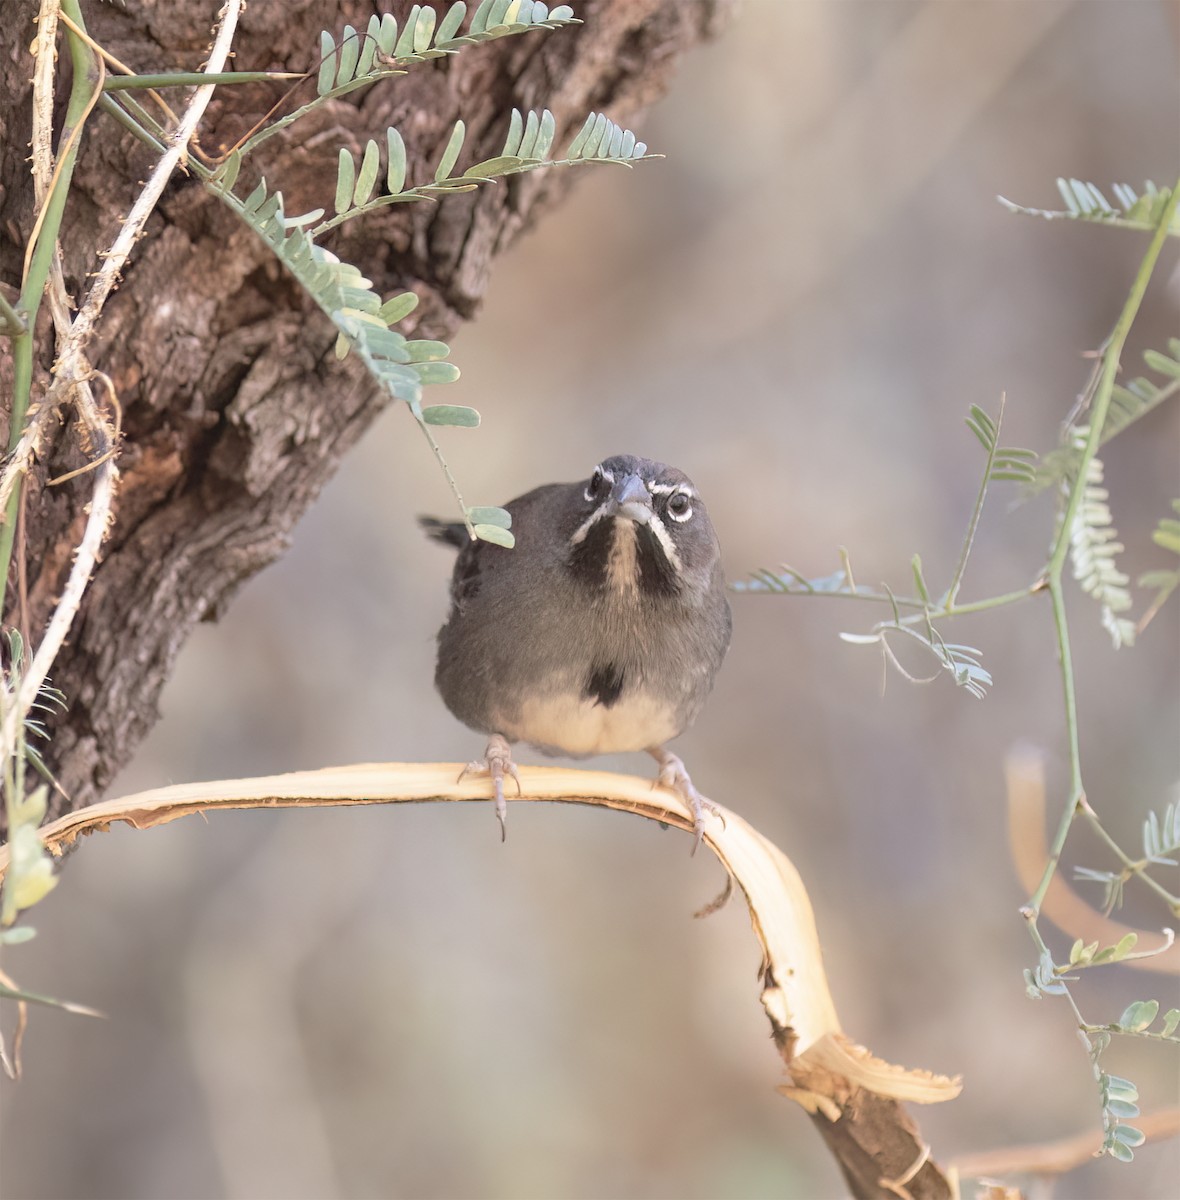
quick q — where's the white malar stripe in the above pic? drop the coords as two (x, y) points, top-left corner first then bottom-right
(569, 505), (611, 546)
(645, 514), (682, 571)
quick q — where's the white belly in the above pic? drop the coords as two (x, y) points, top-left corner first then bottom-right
(505, 691), (681, 757)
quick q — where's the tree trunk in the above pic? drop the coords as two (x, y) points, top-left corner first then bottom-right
(0, 0), (731, 818)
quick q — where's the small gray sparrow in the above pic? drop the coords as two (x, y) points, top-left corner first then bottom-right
(424, 454), (731, 848)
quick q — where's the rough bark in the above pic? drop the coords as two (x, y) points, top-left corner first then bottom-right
(0, 0), (730, 816)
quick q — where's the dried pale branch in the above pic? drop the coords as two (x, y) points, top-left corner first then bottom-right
(952, 1105), (1180, 1181)
(0, 763), (961, 1199)
(1006, 750), (1180, 975)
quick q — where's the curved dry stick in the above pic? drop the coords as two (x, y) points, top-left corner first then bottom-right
(1007, 750), (1180, 975)
(0, 764), (960, 1198)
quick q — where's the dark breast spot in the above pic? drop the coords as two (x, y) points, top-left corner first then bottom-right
(584, 662), (626, 708)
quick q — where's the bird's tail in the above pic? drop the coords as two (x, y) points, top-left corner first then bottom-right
(418, 516), (469, 549)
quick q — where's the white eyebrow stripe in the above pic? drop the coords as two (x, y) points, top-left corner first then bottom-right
(570, 505), (611, 545)
(645, 514), (682, 569)
(648, 482), (696, 498)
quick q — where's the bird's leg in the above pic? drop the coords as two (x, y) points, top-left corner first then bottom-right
(647, 746), (722, 854)
(458, 733), (521, 842)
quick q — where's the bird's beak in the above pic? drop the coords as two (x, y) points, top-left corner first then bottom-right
(608, 473), (653, 524)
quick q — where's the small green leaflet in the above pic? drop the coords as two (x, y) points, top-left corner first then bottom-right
(466, 506), (511, 529)
(473, 523), (515, 547)
(421, 405), (479, 426)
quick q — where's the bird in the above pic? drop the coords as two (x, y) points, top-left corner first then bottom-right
(423, 453), (731, 850)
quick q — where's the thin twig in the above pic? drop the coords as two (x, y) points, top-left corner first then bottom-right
(29, 1), (62, 206)
(0, 289), (26, 336)
(952, 1106), (1180, 1180)
(945, 393), (1004, 608)
(0, 458), (116, 762)
(415, 415), (474, 536)
(21, 6), (105, 291)
(57, 8), (182, 128)
(0, 966), (29, 1080)
(1076, 797), (1180, 914)
(46, 374), (123, 487)
(15, 490), (29, 653)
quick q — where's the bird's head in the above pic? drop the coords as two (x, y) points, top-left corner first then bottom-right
(565, 454), (721, 599)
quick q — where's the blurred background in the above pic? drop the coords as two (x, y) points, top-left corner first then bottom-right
(3, 2), (1179, 1197)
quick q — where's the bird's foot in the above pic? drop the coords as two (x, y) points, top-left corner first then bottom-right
(458, 734), (521, 842)
(647, 747), (723, 855)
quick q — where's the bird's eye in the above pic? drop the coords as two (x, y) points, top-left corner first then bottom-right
(585, 467), (607, 503)
(666, 491), (693, 521)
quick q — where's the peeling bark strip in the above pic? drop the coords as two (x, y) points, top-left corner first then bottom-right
(0, 0), (731, 816)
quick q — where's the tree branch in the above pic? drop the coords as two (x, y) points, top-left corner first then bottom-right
(952, 1106), (1180, 1182)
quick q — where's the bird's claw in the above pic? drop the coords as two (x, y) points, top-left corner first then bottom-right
(648, 748), (723, 855)
(458, 734), (520, 841)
